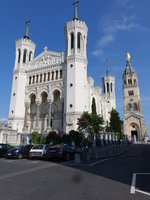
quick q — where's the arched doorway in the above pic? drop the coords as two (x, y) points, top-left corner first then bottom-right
(126, 122), (140, 141)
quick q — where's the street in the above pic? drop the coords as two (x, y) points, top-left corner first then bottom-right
(0, 144), (150, 200)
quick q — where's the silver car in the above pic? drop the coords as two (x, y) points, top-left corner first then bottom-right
(29, 144), (51, 159)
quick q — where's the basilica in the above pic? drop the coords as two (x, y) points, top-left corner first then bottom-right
(8, 4), (116, 135)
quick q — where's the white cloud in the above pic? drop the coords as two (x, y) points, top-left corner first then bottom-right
(92, 14), (139, 58)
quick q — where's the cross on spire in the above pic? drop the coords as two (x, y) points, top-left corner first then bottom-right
(106, 58), (109, 76)
(24, 18), (30, 39)
(73, 0), (79, 20)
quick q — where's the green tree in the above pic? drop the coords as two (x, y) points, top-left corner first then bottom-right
(77, 111), (104, 134)
(77, 111), (91, 129)
(69, 130), (82, 146)
(91, 97), (97, 116)
(105, 120), (110, 132)
(109, 109), (122, 136)
(91, 114), (104, 133)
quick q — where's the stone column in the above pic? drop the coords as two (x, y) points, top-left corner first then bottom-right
(47, 99), (52, 131)
(23, 102), (29, 132)
(35, 101), (40, 131)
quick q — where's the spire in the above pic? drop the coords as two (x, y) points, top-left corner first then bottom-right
(24, 19), (30, 39)
(126, 52), (131, 66)
(73, 0), (79, 20)
(123, 52), (136, 77)
(106, 58), (109, 76)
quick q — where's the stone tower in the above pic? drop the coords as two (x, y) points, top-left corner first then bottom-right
(8, 21), (36, 132)
(102, 61), (116, 122)
(123, 53), (146, 141)
(64, 2), (88, 133)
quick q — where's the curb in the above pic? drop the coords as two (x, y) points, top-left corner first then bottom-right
(63, 144), (135, 167)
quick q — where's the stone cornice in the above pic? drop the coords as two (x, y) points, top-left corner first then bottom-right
(66, 57), (87, 65)
(26, 80), (63, 89)
(16, 38), (36, 47)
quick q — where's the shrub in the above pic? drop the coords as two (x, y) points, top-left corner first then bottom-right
(32, 131), (38, 144)
(69, 130), (82, 146)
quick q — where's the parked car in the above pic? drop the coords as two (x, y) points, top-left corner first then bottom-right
(6, 144), (33, 159)
(0, 144), (13, 157)
(29, 144), (51, 159)
(45, 144), (80, 161)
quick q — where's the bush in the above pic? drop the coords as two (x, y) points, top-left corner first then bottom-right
(69, 130), (82, 146)
(46, 131), (56, 145)
(32, 131), (38, 144)
(62, 134), (70, 144)
(46, 131), (62, 145)
(115, 132), (123, 140)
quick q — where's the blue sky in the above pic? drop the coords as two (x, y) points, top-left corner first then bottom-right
(0, 0), (150, 134)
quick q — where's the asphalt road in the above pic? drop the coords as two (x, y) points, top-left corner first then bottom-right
(0, 144), (150, 200)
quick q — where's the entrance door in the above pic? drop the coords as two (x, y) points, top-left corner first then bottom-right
(131, 131), (138, 141)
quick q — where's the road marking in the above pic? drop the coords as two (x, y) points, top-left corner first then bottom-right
(130, 173), (136, 194)
(130, 173), (150, 196)
(135, 189), (150, 196)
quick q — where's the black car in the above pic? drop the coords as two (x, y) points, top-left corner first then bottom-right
(0, 144), (13, 157)
(46, 144), (80, 161)
(6, 144), (33, 159)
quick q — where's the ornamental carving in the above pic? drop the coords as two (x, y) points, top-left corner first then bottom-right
(66, 117), (73, 125)
(28, 52), (64, 70)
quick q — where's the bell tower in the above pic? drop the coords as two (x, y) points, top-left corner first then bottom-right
(64, 1), (88, 133)
(123, 53), (146, 141)
(8, 20), (36, 132)
(102, 60), (116, 122)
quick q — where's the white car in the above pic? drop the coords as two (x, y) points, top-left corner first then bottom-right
(29, 144), (51, 159)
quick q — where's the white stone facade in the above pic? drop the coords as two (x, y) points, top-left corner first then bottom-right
(8, 15), (116, 134)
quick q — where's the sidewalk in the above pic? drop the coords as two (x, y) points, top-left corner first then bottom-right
(64, 143), (134, 167)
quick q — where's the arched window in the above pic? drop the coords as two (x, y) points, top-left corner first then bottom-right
(36, 75), (39, 83)
(134, 79), (136, 84)
(40, 74), (42, 83)
(56, 71), (58, 80)
(23, 49), (27, 63)
(126, 103), (132, 111)
(133, 103), (138, 111)
(29, 76), (31, 85)
(48, 72), (50, 81)
(107, 83), (109, 93)
(29, 51), (32, 61)
(44, 73), (46, 82)
(77, 32), (81, 49)
(111, 83), (113, 92)
(52, 71), (54, 80)
(32, 76), (35, 84)
(60, 70), (62, 79)
(18, 49), (21, 63)
(71, 33), (74, 49)
(128, 79), (132, 84)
